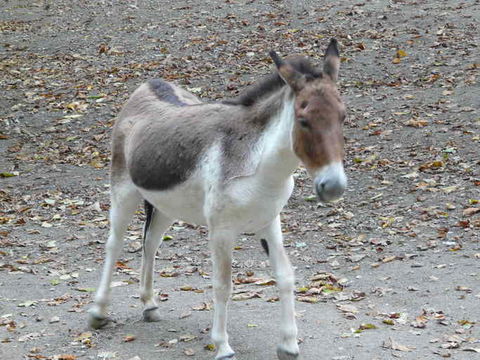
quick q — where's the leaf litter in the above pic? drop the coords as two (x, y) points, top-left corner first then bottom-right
(1, 0), (479, 359)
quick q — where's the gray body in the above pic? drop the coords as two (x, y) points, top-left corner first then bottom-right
(112, 79), (278, 191)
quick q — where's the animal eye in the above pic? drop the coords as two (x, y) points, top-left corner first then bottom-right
(300, 101), (308, 109)
(298, 118), (311, 129)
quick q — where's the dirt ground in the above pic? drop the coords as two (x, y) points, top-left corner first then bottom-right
(1, 0), (479, 359)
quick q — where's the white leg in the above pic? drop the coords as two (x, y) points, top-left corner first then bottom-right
(210, 229), (236, 360)
(140, 208), (171, 322)
(257, 216), (299, 359)
(88, 185), (140, 329)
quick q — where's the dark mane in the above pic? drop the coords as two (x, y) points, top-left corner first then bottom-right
(223, 56), (322, 107)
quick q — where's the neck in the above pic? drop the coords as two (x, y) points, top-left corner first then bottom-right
(254, 88), (299, 181)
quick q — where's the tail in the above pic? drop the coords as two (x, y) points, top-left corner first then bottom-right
(260, 238), (269, 256)
(143, 200), (155, 248)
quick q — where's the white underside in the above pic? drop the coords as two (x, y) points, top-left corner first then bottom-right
(139, 165), (295, 232)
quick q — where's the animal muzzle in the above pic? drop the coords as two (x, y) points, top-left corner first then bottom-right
(313, 162), (347, 202)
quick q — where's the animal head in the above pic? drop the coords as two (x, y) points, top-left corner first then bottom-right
(270, 39), (347, 202)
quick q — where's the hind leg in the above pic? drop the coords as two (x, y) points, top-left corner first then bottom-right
(140, 207), (172, 322)
(88, 184), (141, 329)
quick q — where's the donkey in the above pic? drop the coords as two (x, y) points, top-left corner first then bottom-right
(88, 39), (347, 360)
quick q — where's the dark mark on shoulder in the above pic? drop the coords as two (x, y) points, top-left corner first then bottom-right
(148, 79), (187, 106)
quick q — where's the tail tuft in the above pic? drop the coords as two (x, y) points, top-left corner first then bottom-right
(143, 200), (154, 241)
(260, 239), (269, 256)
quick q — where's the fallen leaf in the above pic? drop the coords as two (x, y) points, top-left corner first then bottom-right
(123, 335), (136, 342)
(411, 314), (428, 328)
(159, 267), (179, 277)
(231, 292), (262, 301)
(18, 332), (40, 342)
(382, 255), (397, 263)
(74, 332), (92, 342)
(255, 278), (276, 286)
(179, 334), (197, 342)
(405, 118), (428, 127)
(455, 286), (472, 293)
(184, 348), (195, 356)
(97, 351), (117, 359)
(337, 304), (358, 313)
(383, 337), (415, 352)
(296, 296), (319, 304)
(0, 172), (17, 178)
(192, 302), (212, 311)
(179, 311), (191, 319)
(442, 186), (458, 194)
(53, 355), (77, 360)
(204, 344), (216, 351)
(75, 287), (95, 293)
(419, 160), (444, 171)
(18, 300), (37, 307)
(463, 208), (480, 216)
(358, 323), (377, 330)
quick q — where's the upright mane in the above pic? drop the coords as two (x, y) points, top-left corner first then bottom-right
(223, 56), (322, 107)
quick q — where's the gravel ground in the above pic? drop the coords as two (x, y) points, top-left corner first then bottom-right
(1, 1), (479, 359)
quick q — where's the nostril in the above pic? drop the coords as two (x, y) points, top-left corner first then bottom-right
(316, 178), (346, 198)
(316, 180), (326, 194)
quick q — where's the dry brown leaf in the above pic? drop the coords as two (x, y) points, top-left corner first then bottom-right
(123, 335), (136, 342)
(231, 292), (262, 301)
(184, 348), (195, 356)
(336, 304), (358, 313)
(405, 118), (428, 127)
(382, 255), (397, 263)
(255, 278), (276, 286)
(296, 296), (319, 304)
(192, 302), (212, 311)
(53, 355), (77, 360)
(463, 208), (480, 216)
(383, 337), (415, 352)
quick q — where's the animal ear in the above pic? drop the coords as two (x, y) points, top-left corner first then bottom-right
(323, 38), (340, 82)
(269, 50), (306, 92)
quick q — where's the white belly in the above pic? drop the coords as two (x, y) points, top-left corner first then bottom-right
(139, 177), (208, 225)
(139, 173), (294, 233)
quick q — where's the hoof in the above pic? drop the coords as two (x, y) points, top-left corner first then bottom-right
(277, 347), (299, 360)
(216, 353), (236, 360)
(143, 306), (162, 322)
(88, 312), (110, 329)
